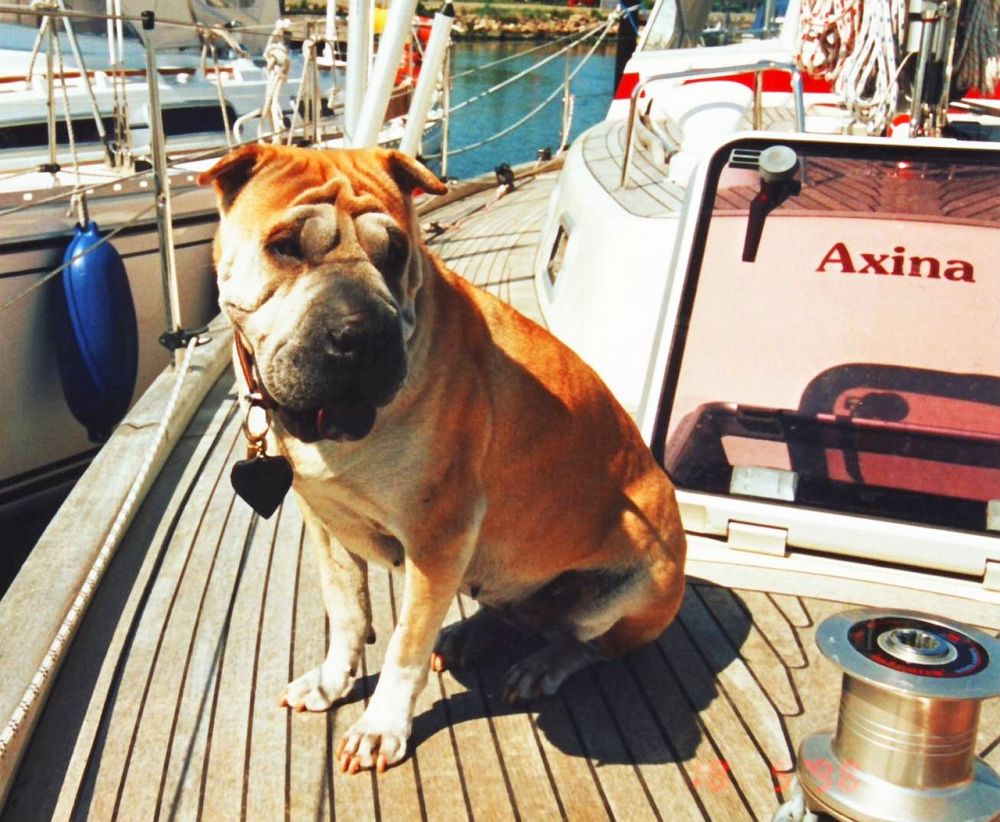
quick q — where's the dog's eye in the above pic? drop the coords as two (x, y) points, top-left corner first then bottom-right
(265, 233), (302, 262)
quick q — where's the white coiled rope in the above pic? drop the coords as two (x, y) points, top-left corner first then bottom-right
(797, 0), (905, 134)
(835, 0), (904, 134)
(0, 337), (200, 762)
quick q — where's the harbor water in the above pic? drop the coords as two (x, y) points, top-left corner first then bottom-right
(430, 39), (618, 179)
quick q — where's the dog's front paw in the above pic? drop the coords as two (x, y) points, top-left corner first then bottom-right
(336, 713), (410, 774)
(279, 662), (353, 712)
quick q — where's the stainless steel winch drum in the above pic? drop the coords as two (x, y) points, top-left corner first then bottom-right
(798, 609), (1000, 822)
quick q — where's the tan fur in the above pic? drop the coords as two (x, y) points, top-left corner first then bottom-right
(200, 145), (686, 772)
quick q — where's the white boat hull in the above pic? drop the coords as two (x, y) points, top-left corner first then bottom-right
(0, 173), (219, 510)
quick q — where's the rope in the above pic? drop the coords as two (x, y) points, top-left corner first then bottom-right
(202, 37), (233, 147)
(108, 0), (131, 166)
(427, 14), (616, 159)
(796, 0), (860, 79)
(286, 37), (315, 146)
(834, 0), (904, 134)
(955, 0), (1000, 94)
(259, 20), (292, 143)
(51, 25), (86, 205)
(796, 0), (909, 133)
(24, 1), (51, 82)
(0, 336), (201, 763)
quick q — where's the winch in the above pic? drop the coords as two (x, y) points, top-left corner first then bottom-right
(792, 608), (1000, 821)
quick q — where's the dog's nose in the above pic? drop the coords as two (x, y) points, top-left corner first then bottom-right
(325, 320), (378, 365)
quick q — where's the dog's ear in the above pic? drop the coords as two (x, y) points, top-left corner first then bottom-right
(198, 144), (271, 213)
(383, 150), (449, 197)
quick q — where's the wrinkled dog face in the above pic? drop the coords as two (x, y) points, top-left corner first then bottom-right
(200, 145), (446, 443)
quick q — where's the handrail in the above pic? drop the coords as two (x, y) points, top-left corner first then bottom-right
(619, 59), (806, 189)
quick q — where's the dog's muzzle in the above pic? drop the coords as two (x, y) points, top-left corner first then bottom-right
(265, 281), (408, 443)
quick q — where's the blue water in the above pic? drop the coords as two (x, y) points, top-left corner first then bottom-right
(429, 39), (617, 180)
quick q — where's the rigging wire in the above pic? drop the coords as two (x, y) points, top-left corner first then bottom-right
(450, 19), (606, 81)
(447, 19), (609, 117)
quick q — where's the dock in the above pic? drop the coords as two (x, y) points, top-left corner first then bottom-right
(2, 167), (998, 821)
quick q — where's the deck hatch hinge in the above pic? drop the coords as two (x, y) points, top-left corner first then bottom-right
(726, 521), (789, 557)
(984, 560), (1000, 592)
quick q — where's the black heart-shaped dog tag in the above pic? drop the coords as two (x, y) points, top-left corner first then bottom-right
(230, 454), (293, 519)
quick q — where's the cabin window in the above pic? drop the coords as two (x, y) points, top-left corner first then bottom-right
(546, 224), (570, 286)
(641, 0), (787, 51)
(0, 117), (117, 150)
(161, 105), (238, 137)
(0, 104), (237, 151)
(654, 146), (1000, 535)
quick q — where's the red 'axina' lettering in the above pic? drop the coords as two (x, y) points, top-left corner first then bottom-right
(816, 242), (974, 282)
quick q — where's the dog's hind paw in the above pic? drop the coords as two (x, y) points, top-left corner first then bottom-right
(502, 638), (604, 704)
(432, 607), (506, 672)
(279, 663), (353, 712)
(336, 716), (409, 773)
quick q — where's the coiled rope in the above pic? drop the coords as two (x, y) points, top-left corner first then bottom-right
(955, 0), (1000, 94)
(834, 0), (904, 134)
(0, 336), (201, 763)
(797, 0), (905, 134)
(796, 0), (859, 79)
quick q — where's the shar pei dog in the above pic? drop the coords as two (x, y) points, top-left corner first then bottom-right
(200, 145), (686, 773)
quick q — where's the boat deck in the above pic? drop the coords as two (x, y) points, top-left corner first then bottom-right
(584, 106), (799, 220)
(3, 170), (999, 821)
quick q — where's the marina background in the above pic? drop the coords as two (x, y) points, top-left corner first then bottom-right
(0, 36), (618, 596)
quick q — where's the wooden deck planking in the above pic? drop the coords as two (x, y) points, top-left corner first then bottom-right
(431, 599), (519, 821)
(6, 170), (1000, 822)
(4, 378), (241, 822)
(287, 521), (339, 821)
(244, 502), (306, 820)
(82, 390), (246, 821)
(624, 641), (750, 820)
(424, 179), (552, 328)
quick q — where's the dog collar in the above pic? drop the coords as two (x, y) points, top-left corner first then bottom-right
(234, 330), (271, 410)
(230, 331), (292, 519)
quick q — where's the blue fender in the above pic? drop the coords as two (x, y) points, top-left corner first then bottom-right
(53, 220), (139, 442)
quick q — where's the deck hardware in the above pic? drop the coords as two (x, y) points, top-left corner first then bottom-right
(984, 561), (1000, 592)
(741, 145), (800, 263)
(726, 521), (788, 556)
(729, 466), (798, 502)
(987, 500), (1000, 532)
(795, 608), (1000, 821)
(619, 60), (805, 189)
(159, 325), (211, 352)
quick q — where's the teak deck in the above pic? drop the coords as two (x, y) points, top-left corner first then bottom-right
(3, 170), (998, 821)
